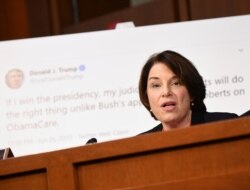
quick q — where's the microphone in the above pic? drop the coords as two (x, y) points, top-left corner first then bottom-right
(85, 138), (97, 145)
(0, 147), (14, 160)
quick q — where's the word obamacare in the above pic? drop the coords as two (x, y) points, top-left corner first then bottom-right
(6, 120), (58, 131)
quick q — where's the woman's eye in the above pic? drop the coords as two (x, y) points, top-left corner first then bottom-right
(151, 83), (160, 88)
(171, 80), (180, 86)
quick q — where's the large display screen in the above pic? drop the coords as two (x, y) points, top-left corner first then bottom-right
(0, 15), (249, 156)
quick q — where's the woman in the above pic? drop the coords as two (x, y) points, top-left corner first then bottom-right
(139, 50), (238, 134)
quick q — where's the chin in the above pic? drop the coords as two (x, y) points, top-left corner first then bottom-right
(160, 116), (177, 124)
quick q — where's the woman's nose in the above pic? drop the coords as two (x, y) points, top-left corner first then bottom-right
(161, 86), (172, 97)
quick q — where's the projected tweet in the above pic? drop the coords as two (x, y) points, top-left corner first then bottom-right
(4, 86), (142, 132)
(205, 75), (246, 98)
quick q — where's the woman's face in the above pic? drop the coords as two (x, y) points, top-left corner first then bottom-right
(147, 63), (192, 129)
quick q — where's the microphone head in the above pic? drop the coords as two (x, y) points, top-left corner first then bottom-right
(85, 138), (97, 144)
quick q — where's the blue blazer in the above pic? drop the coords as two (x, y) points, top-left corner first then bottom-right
(140, 111), (238, 134)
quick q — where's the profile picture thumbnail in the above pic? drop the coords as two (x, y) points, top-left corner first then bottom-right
(5, 69), (24, 89)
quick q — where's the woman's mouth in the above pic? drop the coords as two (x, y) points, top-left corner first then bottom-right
(161, 101), (176, 111)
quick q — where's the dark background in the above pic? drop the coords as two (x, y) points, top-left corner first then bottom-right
(0, 0), (250, 41)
